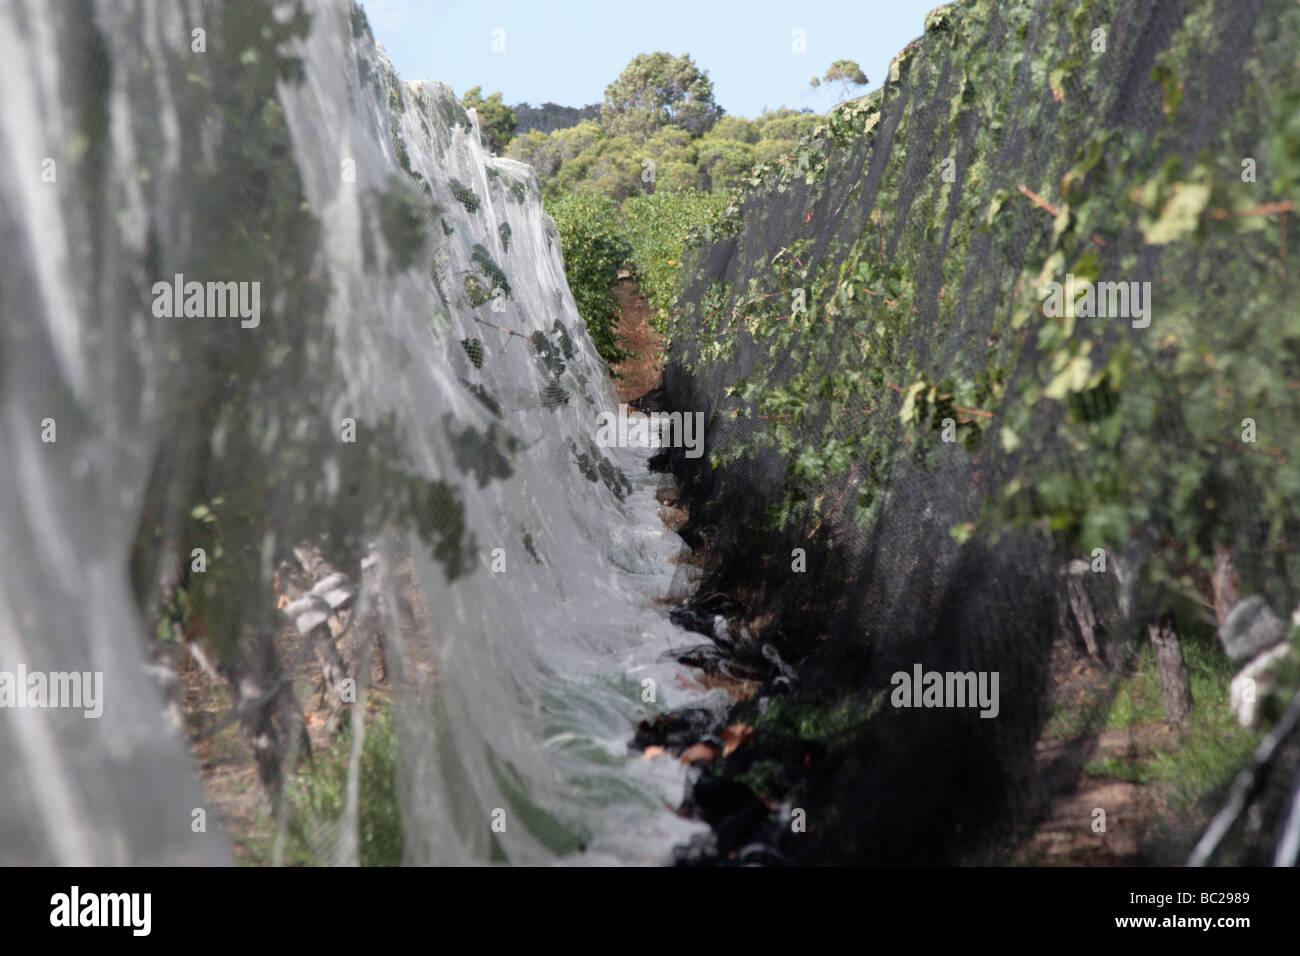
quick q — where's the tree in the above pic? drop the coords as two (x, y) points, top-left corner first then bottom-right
(694, 136), (757, 192)
(810, 59), (869, 102)
(710, 115), (760, 144)
(601, 52), (723, 139)
(755, 107), (821, 142)
(461, 86), (517, 154)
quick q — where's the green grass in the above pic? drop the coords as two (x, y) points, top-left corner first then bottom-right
(1042, 689), (1114, 742)
(1077, 632), (1260, 811)
(278, 705), (404, 866)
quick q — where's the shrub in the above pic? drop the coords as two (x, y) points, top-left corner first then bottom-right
(545, 193), (634, 365)
(622, 190), (729, 332)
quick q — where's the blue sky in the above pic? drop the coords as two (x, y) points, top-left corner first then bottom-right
(359, 0), (945, 119)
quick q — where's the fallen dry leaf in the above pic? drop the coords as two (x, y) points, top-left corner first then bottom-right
(721, 723), (755, 757)
(679, 743), (717, 766)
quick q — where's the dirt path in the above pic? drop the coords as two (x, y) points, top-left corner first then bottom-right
(1011, 639), (1186, 865)
(1023, 729), (1166, 865)
(610, 277), (664, 405)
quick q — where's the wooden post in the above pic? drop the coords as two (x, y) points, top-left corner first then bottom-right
(218, 626), (312, 806)
(1148, 616), (1193, 727)
(1068, 576), (1101, 660)
(1212, 547), (1239, 630)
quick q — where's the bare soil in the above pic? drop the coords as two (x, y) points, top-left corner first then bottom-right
(610, 278), (664, 404)
(1011, 638), (1183, 865)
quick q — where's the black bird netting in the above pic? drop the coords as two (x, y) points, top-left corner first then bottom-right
(659, 0), (1300, 864)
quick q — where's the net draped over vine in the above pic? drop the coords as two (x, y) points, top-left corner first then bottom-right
(661, 0), (1300, 864)
(0, 0), (714, 865)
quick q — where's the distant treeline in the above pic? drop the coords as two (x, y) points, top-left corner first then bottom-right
(512, 101), (601, 136)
